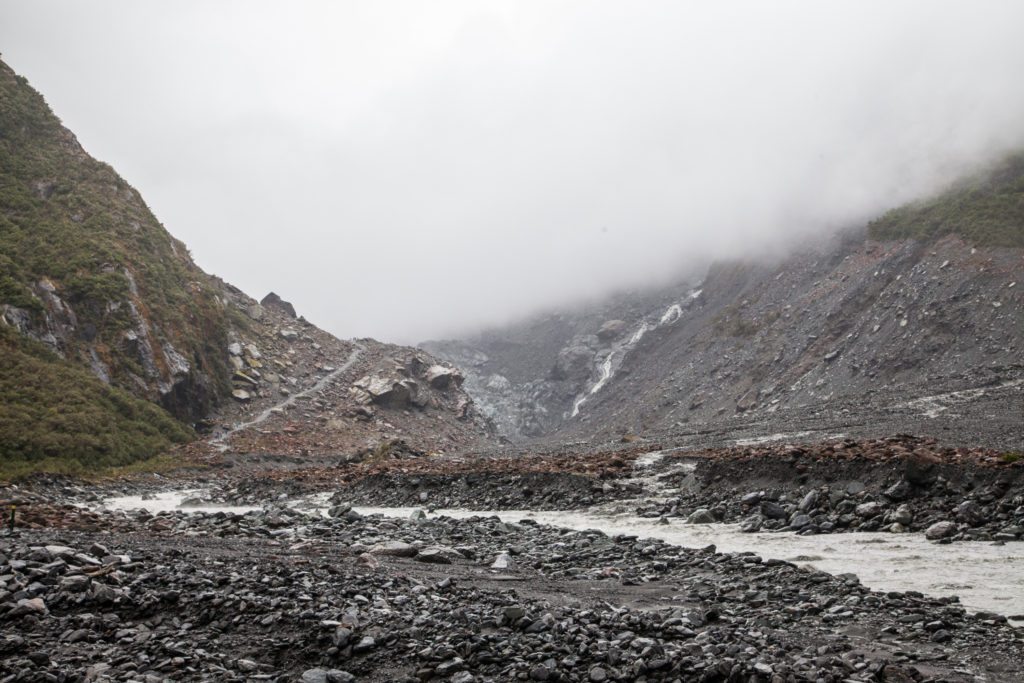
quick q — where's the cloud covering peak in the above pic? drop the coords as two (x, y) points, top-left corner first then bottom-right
(2, 1), (1023, 341)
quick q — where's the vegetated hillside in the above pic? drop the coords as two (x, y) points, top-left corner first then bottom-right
(868, 152), (1024, 248)
(425, 159), (1024, 448)
(0, 60), (497, 473)
(0, 58), (231, 422)
(0, 324), (192, 478)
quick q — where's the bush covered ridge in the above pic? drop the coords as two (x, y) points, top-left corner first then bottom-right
(0, 58), (232, 420)
(0, 324), (193, 478)
(868, 152), (1024, 248)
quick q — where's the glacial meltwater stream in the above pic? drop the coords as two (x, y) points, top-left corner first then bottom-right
(100, 491), (1024, 621)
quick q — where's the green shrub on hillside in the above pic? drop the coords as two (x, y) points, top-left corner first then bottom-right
(0, 316), (192, 479)
(868, 152), (1024, 248)
(0, 59), (232, 423)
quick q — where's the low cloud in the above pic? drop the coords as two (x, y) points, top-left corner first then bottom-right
(3, 1), (1024, 341)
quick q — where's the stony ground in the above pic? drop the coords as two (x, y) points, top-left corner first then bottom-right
(3, 434), (1024, 681)
(2, 500), (1024, 683)
(635, 436), (1024, 543)
(160, 436), (1024, 546)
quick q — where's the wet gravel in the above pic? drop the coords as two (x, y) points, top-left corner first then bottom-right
(638, 436), (1024, 543)
(2, 499), (1024, 682)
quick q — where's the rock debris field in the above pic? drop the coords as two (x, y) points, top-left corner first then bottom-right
(2, 483), (1024, 682)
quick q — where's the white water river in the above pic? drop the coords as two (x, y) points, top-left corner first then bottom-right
(101, 491), (1024, 621)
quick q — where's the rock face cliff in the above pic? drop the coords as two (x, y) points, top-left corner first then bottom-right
(0, 60), (495, 471)
(424, 158), (1024, 448)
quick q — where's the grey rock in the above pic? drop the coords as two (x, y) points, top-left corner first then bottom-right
(798, 490), (819, 512)
(597, 319), (628, 341)
(369, 541), (418, 558)
(789, 513), (812, 530)
(925, 520), (958, 540)
(760, 501), (788, 520)
(855, 501), (882, 518)
(893, 504), (914, 526)
(301, 668), (329, 683)
(687, 508), (716, 524)
(415, 546), (464, 564)
(425, 364), (463, 390)
(884, 480), (911, 501)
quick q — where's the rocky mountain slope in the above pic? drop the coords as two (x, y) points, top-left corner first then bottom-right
(424, 156), (1024, 448)
(0, 59), (495, 474)
(203, 287), (495, 461)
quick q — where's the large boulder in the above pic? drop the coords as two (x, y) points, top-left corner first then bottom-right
(260, 291), (297, 318)
(353, 376), (419, 408)
(415, 546), (465, 564)
(597, 319), (627, 341)
(425, 365), (463, 390)
(551, 344), (593, 381)
(368, 541), (418, 558)
(903, 450), (942, 486)
(760, 501), (788, 520)
(955, 501), (986, 527)
(855, 501), (882, 518)
(925, 520), (957, 540)
(687, 508), (716, 524)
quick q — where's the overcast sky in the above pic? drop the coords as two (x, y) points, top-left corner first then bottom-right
(2, 2), (1024, 342)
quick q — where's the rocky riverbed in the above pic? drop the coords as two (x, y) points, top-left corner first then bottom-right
(634, 436), (1024, 544)
(191, 435), (1024, 545)
(2, 499), (1024, 682)
(4, 434), (1024, 681)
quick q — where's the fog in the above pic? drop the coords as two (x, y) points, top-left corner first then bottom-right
(2, 1), (1024, 343)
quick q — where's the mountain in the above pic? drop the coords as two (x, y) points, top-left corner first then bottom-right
(0, 60), (496, 475)
(423, 156), (1024, 449)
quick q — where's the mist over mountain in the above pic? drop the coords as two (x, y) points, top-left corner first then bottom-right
(0, 58), (497, 474)
(4, 6), (1024, 681)
(3, 1), (1024, 342)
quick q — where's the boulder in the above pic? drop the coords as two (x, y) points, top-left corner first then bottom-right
(798, 490), (819, 513)
(789, 513), (812, 530)
(687, 508), (716, 524)
(415, 546), (465, 564)
(955, 501), (985, 527)
(261, 292), (297, 318)
(597, 319), (627, 341)
(735, 391), (758, 413)
(925, 520), (957, 540)
(855, 502), (882, 518)
(551, 344), (593, 381)
(741, 491), (763, 506)
(369, 541), (418, 558)
(892, 504), (914, 526)
(302, 669), (352, 683)
(425, 365), (463, 390)
(8, 598), (47, 618)
(884, 480), (912, 502)
(353, 376), (418, 408)
(491, 552), (513, 570)
(904, 451), (942, 486)
(739, 515), (763, 533)
(760, 501), (788, 520)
